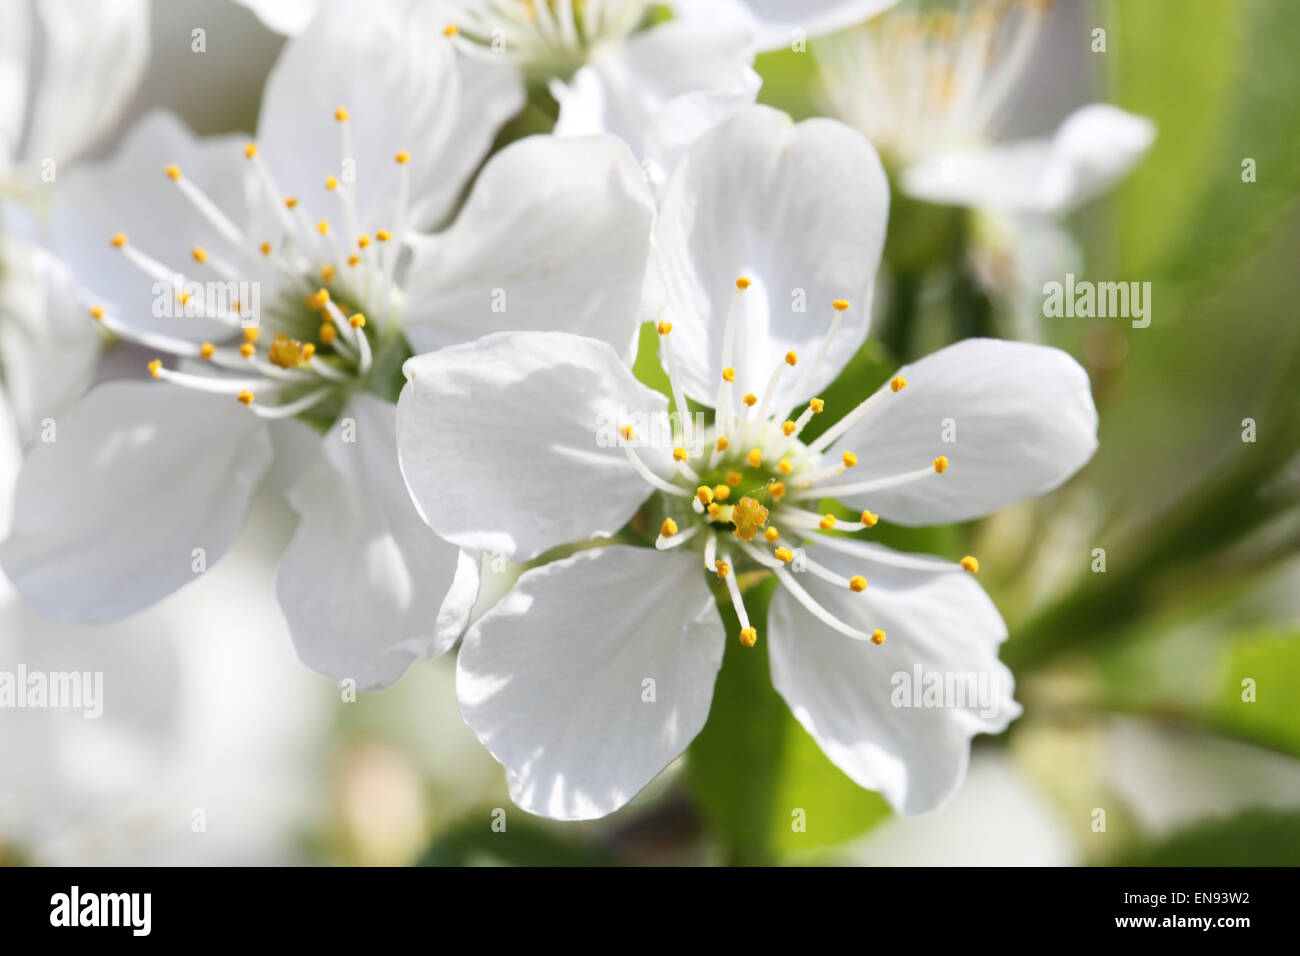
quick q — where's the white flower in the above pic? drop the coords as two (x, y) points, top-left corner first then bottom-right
(0, 0), (150, 440)
(0, 0), (656, 690)
(395, 105), (1099, 819)
(670, 0), (903, 52)
(816, 1), (1155, 315)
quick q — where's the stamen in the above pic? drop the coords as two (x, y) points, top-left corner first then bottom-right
(246, 387), (334, 420)
(719, 551), (757, 647)
(622, 442), (692, 498)
(789, 462), (942, 501)
(655, 521), (700, 551)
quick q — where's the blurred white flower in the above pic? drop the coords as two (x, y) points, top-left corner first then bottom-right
(817, 1), (1154, 322)
(395, 106), (1098, 820)
(0, 0), (150, 440)
(0, 0), (655, 692)
(670, 0), (903, 52)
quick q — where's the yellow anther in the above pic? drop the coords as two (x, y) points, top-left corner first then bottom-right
(746, 448), (763, 468)
(871, 629), (886, 645)
(842, 452), (858, 468)
(961, 555), (980, 574)
(778, 458), (792, 475)
(300, 343), (316, 361)
(357, 234), (371, 249)
(725, 471), (742, 487)
(712, 484), (731, 502)
(244, 143), (258, 159)
(735, 276), (752, 290)
(260, 241), (272, 257)
(697, 486), (714, 505)
(660, 518), (678, 538)
(934, 456), (949, 474)
(832, 299), (850, 312)
(707, 503), (724, 520)
(349, 313), (366, 329)
(284, 196), (298, 209)
(739, 627), (758, 647)
(722, 367), (736, 383)
(317, 220), (330, 235)
(243, 327), (260, 343)
(319, 323), (338, 346)
(147, 359), (162, 378)
(237, 390), (255, 406)
(325, 175), (339, 191)
(619, 424), (635, 441)
(743, 393), (758, 407)
(268, 336), (305, 370)
(891, 375), (908, 392)
(334, 106), (350, 122)
(860, 510), (878, 527)
(673, 447), (688, 462)
(774, 547), (794, 564)
(375, 229), (392, 242)
(715, 560), (730, 578)
(239, 342), (255, 358)
(176, 291), (191, 306)
(320, 264), (336, 282)
(782, 420), (796, 436)
(715, 436), (729, 452)
(443, 23), (459, 36)
(731, 496), (770, 542)
(764, 526), (780, 543)
(314, 288), (330, 305)
(810, 398), (825, 413)
(191, 246), (209, 264)
(819, 515), (837, 531)
(164, 164), (181, 181)
(110, 233), (128, 248)
(394, 151), (411, 164)
(656, 321), (672, 335)
(347, 254), (360, 267)
(849, 576), (868, 592)
(785, 351), (798, 366)
(770, 481), (786, 500)
(89, 306), (104, 320)
(199, 342), (216, 360)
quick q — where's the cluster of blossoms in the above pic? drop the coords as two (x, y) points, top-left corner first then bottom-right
(0, 0), (1140, 823)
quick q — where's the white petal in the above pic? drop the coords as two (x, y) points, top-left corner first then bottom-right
(0, 381), (271, 621)
(670, 0), (901, 52)
(397, 331), (670, 562)
(903, 105), (1155, 215)
(46, 111), (257, 344)
(458, 545), (725, 820)
(276, 393), (477, 690)
(0, 0), (32, 169)
(0, 385), (18, 538)
(0, 238), (100, 440)
(552, 21), (760, 178)
(259, 0), (523, 233)
(401, 134), (654, 358)
(22, 0), (150, 166)
(655, 106), (888, 410)
(232, 0), (323, 35)
(768, 537), (1019, 816)
(826, 338), (1098, 525)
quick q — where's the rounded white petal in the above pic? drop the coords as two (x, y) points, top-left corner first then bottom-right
(903, 105), (1155, 215)
(401, 134), (654, 358)
(0, 381), (272, 622)
(458, 545), (725, 820)
(670, 0), (901, 52)
(258, 0), (523, 233)
(0, 0), (33, 168)
(47, 111), (255, 344)
(768, 537), (1019, 816)
(20, 0), (150, 167)
(397, 331), (670, 562)
(232, 0), (323, 35)
(655, 106), (888, 410)
(277, 394), (477, 691)
(827, 338), (1098, 525)
(552, 21), (760, 178)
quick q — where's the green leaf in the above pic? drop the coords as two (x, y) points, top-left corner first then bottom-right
(1211, 629), (1300, 758)
(1113, 809), (1300, 866)
(686, 578), (891, 863)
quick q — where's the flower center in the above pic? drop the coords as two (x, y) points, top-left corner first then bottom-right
(620, 277), (967, 649)
(87, 108), (414, 426)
